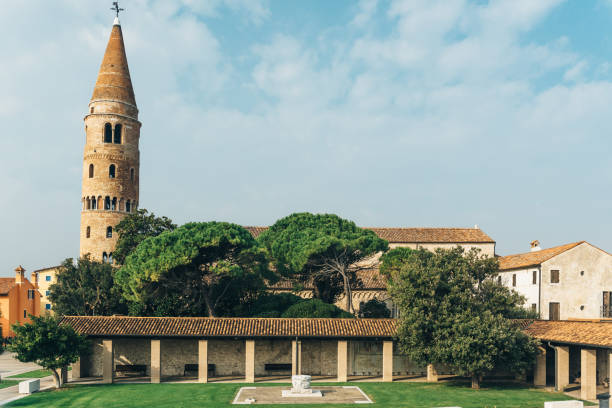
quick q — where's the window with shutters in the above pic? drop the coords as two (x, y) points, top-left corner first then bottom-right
(532, 270), (537, 285)
(549, 302), (560, 320)
(512, 274), (516, 287)
(550, 270), (560, 283)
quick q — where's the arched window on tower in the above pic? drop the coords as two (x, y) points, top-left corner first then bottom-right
(109, 164), (116, 179)
(106, 226), (112, 238)
(130, 168), (135, 182)
(90, 107), (94, 114)
(89, 164), (94, 178)
(86, 197), (91, 210)
(91, 197), (97, 210)
(111, 197), (117, 211)
(104, 123), (112, 143)
(86, 226), (91, 238)
(102, 252), (108, 263)
(104, 196), (111, 210)
(114, 124), (122, 144)
(126, 200), (131, 213)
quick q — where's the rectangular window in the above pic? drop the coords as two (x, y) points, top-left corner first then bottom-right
(45, 290), (50, 296)
(531, 303), (537, 311)
(27, 289), (35, 300)
(23, 310), (27, 318)
(603, 291), (611, 318)
(550, 270), (560, 284)
(45, 275), (51, 282)
(45, 304), (51, 310)
(512, 274), (516, 287)
(532, 270), (537, 285)
(549, 302), (560, 321)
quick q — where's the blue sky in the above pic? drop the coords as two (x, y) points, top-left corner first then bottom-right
(1, 0), (612, 275)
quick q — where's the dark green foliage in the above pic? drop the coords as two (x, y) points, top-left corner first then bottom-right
(358, 299), (391, 318)
(113, 209), (177, 264)
(281, 299), (354, 318)
(258, 212), (388, 313)
(48, 256), (127, 316)
(385, 246), (540, 389)
(115, 222), (274, 317)
(235, 293), (303, 317)
(9, 315), (89, 388)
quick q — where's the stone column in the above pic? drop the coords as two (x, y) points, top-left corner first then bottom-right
(427, 364), (438, 382)
(102, 339), (113, 384)
(580, 348), (596, 401)
(71, 358), (82, 381)
(151, 339), (161, 384)
(198, 339), (208, 383)
(337, 340), (348, 382)
(609, 351), (612, 397)
(291, 340), (302, 376)
(534, 347), (546, 387)
(245, 339), (255, 383)
(555, 346), (569, 391)
(382, 341), (393, 382)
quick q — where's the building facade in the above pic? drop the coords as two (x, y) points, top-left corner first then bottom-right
(499, 241), (612, 320)
(33, 266), (61, 314)
(0, 267), (41, 337)
(80, 17), (140, 263)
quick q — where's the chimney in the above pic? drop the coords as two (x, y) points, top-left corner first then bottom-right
(32, 271), (39, 289)
(530, 240), (541, 252)
(15, 265), (25, 284)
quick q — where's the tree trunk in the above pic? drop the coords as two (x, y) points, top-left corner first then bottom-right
(471, 374), (480, 390)
(51, 369), (61, 388)
(203, 294), (216, 318)
(341, 272), (353, 314)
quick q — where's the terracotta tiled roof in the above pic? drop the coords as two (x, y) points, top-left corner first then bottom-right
(0, 278), (16, 295)
(244, 226), (494, 244)
(61, 316), (397, 338)
(521, 319), (612, 348)
(271, 269), (387, 291)
(61, 316), (612, 347)
(33, 265), (61, 273)
(498, 242), (584, 271)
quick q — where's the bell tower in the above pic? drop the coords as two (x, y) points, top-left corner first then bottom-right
(80, 13), (140, 263)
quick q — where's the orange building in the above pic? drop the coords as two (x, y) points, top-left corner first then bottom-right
(0, 266), (41, 337)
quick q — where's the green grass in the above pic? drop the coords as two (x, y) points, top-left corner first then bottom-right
(7, 367), (71, 379)
(0, 380), (20, 390)
(4, 381), (592, 408)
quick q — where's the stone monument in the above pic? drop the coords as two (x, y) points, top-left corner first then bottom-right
(281, 375), (323, 398)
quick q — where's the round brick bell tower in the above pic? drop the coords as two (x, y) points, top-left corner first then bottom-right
(80, 17), (140, 263)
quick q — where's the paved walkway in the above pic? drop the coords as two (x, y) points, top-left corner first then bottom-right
(0, 352), (56, 406)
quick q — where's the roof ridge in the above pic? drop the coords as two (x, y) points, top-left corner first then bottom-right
(500, 241), (584, 259)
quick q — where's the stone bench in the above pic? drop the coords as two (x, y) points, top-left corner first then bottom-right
(18, 379), (40, 394)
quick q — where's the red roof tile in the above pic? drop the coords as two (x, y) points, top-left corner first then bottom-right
(271, 269), (387, 291)
(0, 278), (16, 295)
(499, 242), (584, 271)
(521, 319), (612, 348)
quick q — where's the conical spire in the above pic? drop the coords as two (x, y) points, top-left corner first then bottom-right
(91, 22), (136, 107)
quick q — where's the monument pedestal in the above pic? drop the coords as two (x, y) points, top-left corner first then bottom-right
(281, 375), (323, 398)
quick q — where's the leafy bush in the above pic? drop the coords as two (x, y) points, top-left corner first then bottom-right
(281, 299), (354, 318)
(358, 299), (391, 318)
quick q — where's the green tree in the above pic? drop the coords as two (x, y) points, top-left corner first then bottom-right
(113, 209), (177, 264)
(358, 299), (391, 318)
(9, 315), (89, 388)
(234, 293), (304, 318)
(116, 222), (274, 317)
(281, 299), (354, 318)
(258, 213), (388, 314)
(384, 246), (539, 389)
(48, 256), (126, 316)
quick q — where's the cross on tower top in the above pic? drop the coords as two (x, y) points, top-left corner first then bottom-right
(111, 2), (124, 18)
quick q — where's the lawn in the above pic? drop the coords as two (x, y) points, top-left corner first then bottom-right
(0, 380), (20, 390)
(4, 381), (592, 408)
(7, 367), (71, 379)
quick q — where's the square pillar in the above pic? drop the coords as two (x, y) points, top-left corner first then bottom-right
(151, 339), (161, 384)
(534, 347), (546, 387)
(198, 339), (208, 383)
(382, 341), (393, 382)
(71, 358), (82, 381)
(60, 367), (68, 385)
(102, 339), (114, 384)
(427, 364), (438, 382)
(291, 340), (302, 376)
(580, 348), (596, 401)
(555, 346), (569, 391)
(609, 351), (612, 397)
(245, 339), (255, 383)
(337, 340), (348, 382)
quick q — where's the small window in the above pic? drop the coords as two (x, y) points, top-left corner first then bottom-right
(86, 226), (91, 238)
(512, 274), (516, 287)
(130, 168), (135, 182)
(45, 275), (51, 282)
(89, 164), (94, 178)
(104, 196), (111, 210)
(550, 270), (560, 284)
(102, 252), (108, 263)
(497, 275), (501, 284)
(90, 107), (94, 114)
(111, 197), (117, 211)
(23, 310), (27, 318)
(104, 123), (112, 143)
(106, 226), (112, 238)
(91, 197), (97, 210)
(531, 303), (537, 311)
(532, 270), (537, 285)
(109, 165), (116, 179)
(45, 290), (50, 296)
(109, 253), (113, 264)
(45, 304), (51, 310)
(126, 200), (131, 213)
(114, 124), (122, 144)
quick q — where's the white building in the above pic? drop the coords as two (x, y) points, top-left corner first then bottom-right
(498, 241), (612, 320)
